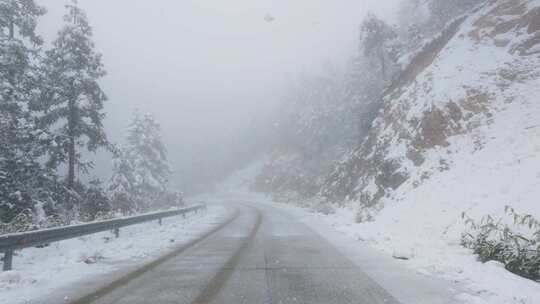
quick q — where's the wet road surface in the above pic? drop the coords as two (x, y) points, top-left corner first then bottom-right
(74, 203), (400, 304)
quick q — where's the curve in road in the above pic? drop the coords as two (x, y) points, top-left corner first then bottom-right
(72, 203), (401, 304)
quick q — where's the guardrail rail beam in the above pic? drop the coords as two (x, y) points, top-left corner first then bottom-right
(0, 204), (206, 271)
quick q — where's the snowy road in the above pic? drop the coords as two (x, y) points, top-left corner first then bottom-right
(74, 203), (400, 304)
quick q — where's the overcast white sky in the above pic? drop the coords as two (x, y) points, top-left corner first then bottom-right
(36, 0), (398, 190)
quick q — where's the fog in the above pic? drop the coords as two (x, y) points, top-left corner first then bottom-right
(36, 0), (397, 193)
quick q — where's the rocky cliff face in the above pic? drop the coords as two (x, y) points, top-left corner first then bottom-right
(321, 0), (540, 218)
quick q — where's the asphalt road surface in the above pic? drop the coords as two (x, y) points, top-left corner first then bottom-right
(74, 203), (401, 304)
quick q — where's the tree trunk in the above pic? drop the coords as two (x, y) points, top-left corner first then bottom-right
(68, 136), (75, 188)
(379, 49), (387, 81)
(9, 21), (14, 39)
(67, 99), (76, 189)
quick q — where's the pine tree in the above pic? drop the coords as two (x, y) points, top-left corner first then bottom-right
(0, 0), (57, 223)
(125, 112), (170, 211)
(359, 13), (400, 82)
(0, 0), (45, 135)
(38, 0), (107, 191)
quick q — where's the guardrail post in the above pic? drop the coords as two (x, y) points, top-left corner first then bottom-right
(114, 227), (120, 238)
(3, 250), (13, 271)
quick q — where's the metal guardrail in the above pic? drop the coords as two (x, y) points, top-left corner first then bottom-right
(0, 204), (206, 271)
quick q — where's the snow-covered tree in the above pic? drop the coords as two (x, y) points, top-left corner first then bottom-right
(0, 0), (44, 42)
(0, 0), (45, 140)
(109, 112), (171, 212)
(0, 0), (58, 223)
(126, 112), (170, 209)
(359, 13), (400, 82)
(38, 0), (107, 190)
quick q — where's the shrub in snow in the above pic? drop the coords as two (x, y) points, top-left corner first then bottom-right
(78, 180), (112, 221)
(0, 209), (34, 234)
(0, 207), (72, 234)
(461, 206), (540, 281)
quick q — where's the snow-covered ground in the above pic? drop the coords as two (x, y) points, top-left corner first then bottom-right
(213, 155), (540, 304)
(0, 205), (231, 304)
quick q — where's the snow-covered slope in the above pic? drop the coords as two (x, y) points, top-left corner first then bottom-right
(323, 0), (540, 216)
